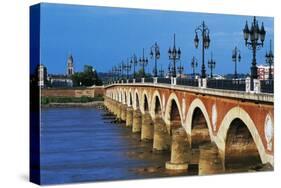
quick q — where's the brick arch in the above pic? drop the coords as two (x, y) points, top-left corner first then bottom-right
(164, 93), (183, 130)
(133, 89), (141, 110)
(150, 90), (163, 120)
(140, 89), (150, 114)
(127, 89), (133, 107)
(185, 98), (213, 140)
(216, 106), (273, 166)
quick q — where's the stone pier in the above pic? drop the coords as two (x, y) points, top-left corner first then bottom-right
(126, 107), (133, 127)
(198, 143), (223, 175)
(153, 115), (171, 152)
(141, 112), (154, 141)
(166, 128), (191, 170)
(116, 103), (122, 120)
(120, 104), (127, 122)
(132, 109), (142, 133)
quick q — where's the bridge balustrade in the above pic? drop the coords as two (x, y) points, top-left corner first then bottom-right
(176, 78), (199, 87)
(127, 79), (133, 83)
(135, 78), (142, 83)
(144, 77), (154, 83)
(260, 80), (274, 93)
(207, 79), (246, 91)
(157, 78), (171, 84)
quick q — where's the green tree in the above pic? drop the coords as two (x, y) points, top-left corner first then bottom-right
(71, 65), (102, 86)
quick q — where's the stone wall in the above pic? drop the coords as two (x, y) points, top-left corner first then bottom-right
(41, 86), (105, 97)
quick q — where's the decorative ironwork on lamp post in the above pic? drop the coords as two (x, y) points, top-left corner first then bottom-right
(150, 42), (160, 77)
(130, 54), (138, 79)
(243, 16), (266, 80)
(208, 52), (216, 78)
(168, 33), (181, 78)
(265, 39), (274, 80)
(232, 46), (241, 79)
(194, 21), (210, 78)
(139, 48), (148, 78)
(191, 56), (198, 79)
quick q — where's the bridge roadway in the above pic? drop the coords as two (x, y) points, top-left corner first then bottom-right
(104, 82), (274, 174)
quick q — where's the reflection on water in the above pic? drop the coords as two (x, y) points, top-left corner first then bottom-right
(41, 107), (193, 185)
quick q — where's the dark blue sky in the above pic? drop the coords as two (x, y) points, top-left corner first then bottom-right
(40, 3), (274, 75)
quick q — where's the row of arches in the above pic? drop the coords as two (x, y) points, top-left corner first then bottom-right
(105, 87), (273, 170)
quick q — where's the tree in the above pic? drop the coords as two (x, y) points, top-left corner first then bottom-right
(71, 65), (102, 86)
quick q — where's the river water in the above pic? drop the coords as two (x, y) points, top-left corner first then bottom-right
(40, 107), (195, 185)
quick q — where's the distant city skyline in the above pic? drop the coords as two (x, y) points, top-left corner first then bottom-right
(40, 3), (274, 76)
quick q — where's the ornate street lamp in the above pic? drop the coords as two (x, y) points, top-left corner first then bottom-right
(115, 65), (121, 80)
(232, 46), (241, 79)
(168, 33), (181, 78)
(243, 16), (266, 80)
(208, 52), (216, 78)
(194, 21), (210, 78)
(120, 62), (125, 80)
(177, 61), (184, 78)
(139, 48), (148, 78)
(112, 66), (117, 81)
(130, 54), (138, 79)
(150, 42), (160, 77)
(265, 39), (274, 80)
(123, 58), (132, 79)
(191, 56), (198, 79)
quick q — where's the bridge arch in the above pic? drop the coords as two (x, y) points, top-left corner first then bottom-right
(164, 93), (183, 132)
(185, 98), (213, 141)
(141, 90), (150, 114)
(127, 90), (133, 107)
(150, 90), (163, 119)
(216, 106), (273, 166)
(133, 89), (141, 110)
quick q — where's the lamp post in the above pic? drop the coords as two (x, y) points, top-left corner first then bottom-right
(120, 63), (125, 80)
(191, 56), (198, 79)
(265, 39), (274, 80)
(194, 21), (210, 78)
(123, 58), (132, 79)
(208, 52), (216, 78)
(112, 66), (117, 81)
(168, 62), (172, 78)
(139, 48), (148, 78)
(168, 33), (181, 78)
(150, 42), (160, 77)
(116, 65), (121, 80)
(232, 46), (241, 79)
(177, 61), (184, 78)
(130, 54), (138, 79)
(243, 16), (266, 80)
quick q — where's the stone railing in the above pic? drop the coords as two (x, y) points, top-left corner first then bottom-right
(106, 77), (273, 94)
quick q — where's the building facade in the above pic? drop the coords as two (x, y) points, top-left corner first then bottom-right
(257, 64), (274, 80)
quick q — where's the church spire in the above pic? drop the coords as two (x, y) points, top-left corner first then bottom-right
(67, 54), (74, 76)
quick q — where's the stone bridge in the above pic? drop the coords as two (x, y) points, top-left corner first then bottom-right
(104, 82), (274, 174)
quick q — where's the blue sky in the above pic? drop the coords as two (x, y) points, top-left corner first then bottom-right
(40, 3), (274, 75)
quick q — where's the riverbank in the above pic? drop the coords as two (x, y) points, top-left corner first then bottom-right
(41, 101), (104, 108)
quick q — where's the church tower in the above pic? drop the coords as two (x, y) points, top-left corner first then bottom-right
(67, 54), (74, 76)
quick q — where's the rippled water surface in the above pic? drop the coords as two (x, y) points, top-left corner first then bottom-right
(41, 107), (193, 185)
